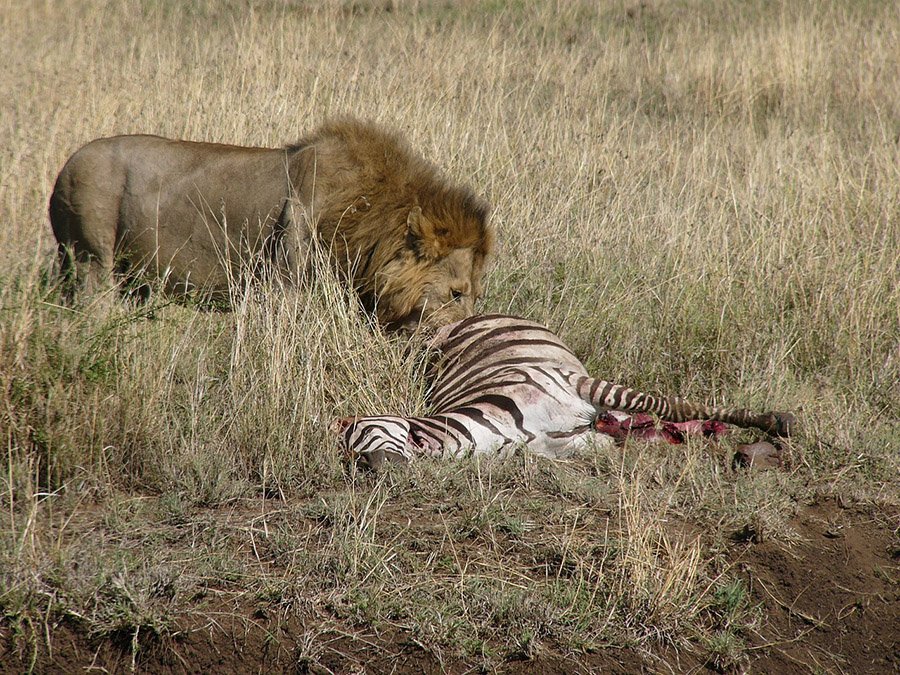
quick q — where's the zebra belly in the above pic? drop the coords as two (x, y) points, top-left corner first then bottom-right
(518, 394), (609, 458)
(444, 377), (603, 459)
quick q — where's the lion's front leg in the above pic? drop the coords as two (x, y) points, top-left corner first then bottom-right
(270, 197), (313, 286)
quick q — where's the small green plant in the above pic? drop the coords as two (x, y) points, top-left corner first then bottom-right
(713, 578), (748, 621)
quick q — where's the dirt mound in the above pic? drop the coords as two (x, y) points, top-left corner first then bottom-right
(738, 499), (899, 674)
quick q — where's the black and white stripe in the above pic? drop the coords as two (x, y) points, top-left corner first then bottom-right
(337, 314), (796, 465)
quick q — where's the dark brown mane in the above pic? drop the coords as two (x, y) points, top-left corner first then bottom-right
(289, 116), (492, 273)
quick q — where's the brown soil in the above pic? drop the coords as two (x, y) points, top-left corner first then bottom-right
(1, 500), (896, 674)
(736, 499), (899, 675)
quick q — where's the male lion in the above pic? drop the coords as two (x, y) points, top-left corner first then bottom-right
(48, 117), (493, 330)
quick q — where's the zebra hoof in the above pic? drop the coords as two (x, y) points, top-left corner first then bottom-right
(771, 412), (797, 437)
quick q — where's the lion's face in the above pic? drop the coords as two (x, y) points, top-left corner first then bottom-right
(377, 247), (486, 333)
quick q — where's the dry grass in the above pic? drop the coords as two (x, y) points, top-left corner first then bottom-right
(1, 0), (898, 669)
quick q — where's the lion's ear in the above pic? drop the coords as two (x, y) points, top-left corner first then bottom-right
(407, 206), (446, 259)
(406, 206), (429, 239)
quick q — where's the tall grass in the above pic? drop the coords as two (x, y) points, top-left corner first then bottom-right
(1, 0), (898, 667)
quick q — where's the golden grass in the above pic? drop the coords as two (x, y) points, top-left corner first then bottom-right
(1, 0), (898, 668)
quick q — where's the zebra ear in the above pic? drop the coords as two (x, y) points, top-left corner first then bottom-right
(330, 417), (356, 435)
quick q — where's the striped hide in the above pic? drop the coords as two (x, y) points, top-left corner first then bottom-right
(335, 314), (795, 468)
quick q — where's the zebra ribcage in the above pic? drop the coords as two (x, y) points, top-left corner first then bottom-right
(415, 364), (596, 458)
(427, 314), (585, 411)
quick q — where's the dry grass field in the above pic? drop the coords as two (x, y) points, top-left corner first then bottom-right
(1, 0), (898, 672)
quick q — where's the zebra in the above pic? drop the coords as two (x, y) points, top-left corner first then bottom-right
(334, 314), (796, 469)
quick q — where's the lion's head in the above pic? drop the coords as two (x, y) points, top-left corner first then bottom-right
(296, 118), (494, 331)
(373, 203), (493, 332)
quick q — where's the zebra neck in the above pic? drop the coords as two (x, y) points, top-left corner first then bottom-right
(406, 413), (473, 457)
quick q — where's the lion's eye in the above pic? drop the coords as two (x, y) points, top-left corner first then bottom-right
(451, 289), (465, 302)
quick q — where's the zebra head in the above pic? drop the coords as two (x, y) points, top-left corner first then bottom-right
(332, 415), (416, 470)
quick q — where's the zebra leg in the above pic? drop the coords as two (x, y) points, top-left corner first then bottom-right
(575, 377), (796, 437)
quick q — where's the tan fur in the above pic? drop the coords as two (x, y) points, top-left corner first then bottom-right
(49, 117), (493, 329)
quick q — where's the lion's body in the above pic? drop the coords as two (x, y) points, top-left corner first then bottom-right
(49, 118), (492, 328)
(50, 136), (292, 294)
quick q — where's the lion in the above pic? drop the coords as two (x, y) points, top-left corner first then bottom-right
(48, 117), (493, 330)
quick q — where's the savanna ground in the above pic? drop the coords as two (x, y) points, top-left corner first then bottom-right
(1, 0), (898, 672)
